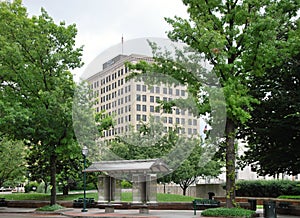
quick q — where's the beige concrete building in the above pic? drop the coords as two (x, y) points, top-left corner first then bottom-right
(85, 54), (200, 141)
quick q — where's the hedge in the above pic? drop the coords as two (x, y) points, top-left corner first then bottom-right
(235, 180), (300, 197)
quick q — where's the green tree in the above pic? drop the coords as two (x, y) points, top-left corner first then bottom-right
(128, 0), (299, 207)
(0, 0), (83, 205)
(0, 136), (27, 188)
(108, 116), (222, 195)
(240, 49), (300, 176)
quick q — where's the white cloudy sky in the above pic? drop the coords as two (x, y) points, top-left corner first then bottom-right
(22, 0), (188, 79)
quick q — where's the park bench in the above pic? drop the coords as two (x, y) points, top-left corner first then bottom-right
(73, 197), (95, 208)
(192, 198), (220, 215)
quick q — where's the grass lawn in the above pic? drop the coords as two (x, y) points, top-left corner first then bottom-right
(0, 191), (194, 202)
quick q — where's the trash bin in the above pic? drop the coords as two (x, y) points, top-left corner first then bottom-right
(208, 192), (215, 200)
(263, 200), (277, 218)
(248, 199), (257, 211)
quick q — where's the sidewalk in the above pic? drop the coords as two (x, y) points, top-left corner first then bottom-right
(1, 207), (299, 218)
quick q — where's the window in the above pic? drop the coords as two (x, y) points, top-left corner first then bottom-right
(136, 94), (141, 101)
(169, 88), (173, 95)
(181, 90), (185, 96)
(181, 110), (185, 115)
(136, 114), (141, 121)
(155, 86), (160, 93)
(168, 117), (173, 124)
(150, 96), (154, 103)
(163, 87), (168, 94)
(188, 119), (192, 125)
(142, 85), (147, 92)
(136, 84), (141, 91)
(176, 118), (180, 124)
(150, 106), (155, 112)
(136, 104), (141, 111)
(181, 118), (185, 125)
(188, 128), (192, 135)
(193, 119), (197, 126)
(142, 115), (147, 121)
(142, 95), (147, 102)
(142, 105), (147, 112)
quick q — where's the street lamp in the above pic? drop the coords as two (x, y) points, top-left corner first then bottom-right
(82, 146), (88, 212)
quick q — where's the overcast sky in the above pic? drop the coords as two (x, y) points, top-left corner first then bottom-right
(22, 0), (188, 79)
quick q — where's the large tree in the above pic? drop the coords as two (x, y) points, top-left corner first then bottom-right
(129, 0), (299, 207)
(0, 0), (83, 205)
(240, 47), (300, 176)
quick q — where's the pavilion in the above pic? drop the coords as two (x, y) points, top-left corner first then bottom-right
(84, 158), (170, 204)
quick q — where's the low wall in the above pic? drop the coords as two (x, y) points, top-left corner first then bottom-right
(6, 200), (72, 208)
(157, 184), (226, 198)
(196, 184), (226, 198)
(157, 184), (197, 197)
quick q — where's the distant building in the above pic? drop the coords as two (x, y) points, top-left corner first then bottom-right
(84, 54), (201, 141)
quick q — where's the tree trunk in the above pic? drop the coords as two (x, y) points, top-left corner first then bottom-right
(62, 185), (69, 195)
(50, 153), (57, 206)
(225, 118), (236, 208)
(182, 186), (187, 196)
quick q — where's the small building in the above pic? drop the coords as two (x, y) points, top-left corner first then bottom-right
(84, 158), (170, 204)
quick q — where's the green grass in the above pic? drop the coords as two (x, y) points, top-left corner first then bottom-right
(278, 195), (300, 199)
(0, 192), (194, 202)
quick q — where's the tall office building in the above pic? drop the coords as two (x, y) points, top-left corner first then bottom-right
(85, 54), (200, 141)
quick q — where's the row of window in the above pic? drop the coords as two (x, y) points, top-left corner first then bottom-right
(135, 114), (198, 126)
(103, 125), (199, 137)
(100, 67), (129, 86)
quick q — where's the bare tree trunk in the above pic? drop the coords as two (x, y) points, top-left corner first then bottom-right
(225, 118), (236, 208)
(50, 153), (57, 206)
(182, 186), (187, 196)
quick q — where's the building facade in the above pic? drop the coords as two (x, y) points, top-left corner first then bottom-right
(85, 54), (201, 141)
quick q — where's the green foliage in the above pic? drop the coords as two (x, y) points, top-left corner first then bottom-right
(201, 207), (255, 218)
(0, 137), (27, 188)
(25, 181), (40, 193)
(240, 51), (300, 176)
(0, 0), (83, 205)
(236, 180), (300, 197)
(121, 180), (132, 189)
(36, 204), (64, 211)
(36, 182), (51, 194)
(149, 0), (299, 207)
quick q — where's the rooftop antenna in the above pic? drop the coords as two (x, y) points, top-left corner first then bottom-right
(121, 34), (124, 55)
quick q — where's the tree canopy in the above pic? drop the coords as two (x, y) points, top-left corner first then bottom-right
(240, 47), (300, 176)
(128, 0), (299, 207)
(0, 0), (83, 205)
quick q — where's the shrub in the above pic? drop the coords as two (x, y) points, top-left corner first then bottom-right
(36, 204), (64, 211)
(235, 180), (300, 197)
(24, 181), (39, 193)
(121, 180), (132, 189)
(201, 207), (255, 218)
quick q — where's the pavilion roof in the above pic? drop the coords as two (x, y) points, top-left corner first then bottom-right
(84, 158), (170, 174)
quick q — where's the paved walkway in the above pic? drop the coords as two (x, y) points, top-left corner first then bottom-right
(0, 207), (299, 218)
